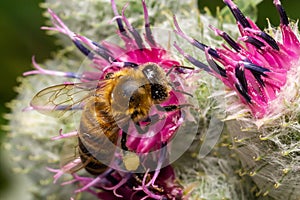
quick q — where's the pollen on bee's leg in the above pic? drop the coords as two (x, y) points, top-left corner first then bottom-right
(123, 152), (140, 171)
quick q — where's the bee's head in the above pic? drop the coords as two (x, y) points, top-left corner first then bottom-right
(142, 63), (170, 103)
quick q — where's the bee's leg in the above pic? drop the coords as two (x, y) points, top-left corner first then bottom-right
(173, 88), (193, 97)
(134, 103), (192, 133)
(134, 113), (162, 134)
(141, 114), (160, 124)
(134, 104), (191, 134)
(122, 115), (160, 146)
(156, 104), (192, 112)
(121, 130), (128, 151)
(121, 124), (129, 151)
(134, 122), (150, 134)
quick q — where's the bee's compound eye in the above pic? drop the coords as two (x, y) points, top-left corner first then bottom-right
(105, 72), (114, 79)
(151, 83), (168, 102)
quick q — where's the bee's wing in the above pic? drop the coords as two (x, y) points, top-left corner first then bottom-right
(30, 81), (100, 118)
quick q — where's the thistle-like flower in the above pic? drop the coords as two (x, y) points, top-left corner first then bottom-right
(175, 0), (300, 120)
(175, 0), (300, 199)
(20, 0), (199, 199)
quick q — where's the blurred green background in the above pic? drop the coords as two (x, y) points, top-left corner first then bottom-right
(0, 0), (299, 196)
(0, 0), (57, 133)
(0, 0), (58, 194)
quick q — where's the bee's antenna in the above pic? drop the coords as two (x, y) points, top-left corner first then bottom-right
(174, 88), (194, 97)
(166, 65), (194, 97)
(166, 66), (175, 76)
(168, 82), (193, 97)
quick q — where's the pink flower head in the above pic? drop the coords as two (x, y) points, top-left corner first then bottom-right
(174, 0), (300, 119)
(24, 0), (194, 199)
